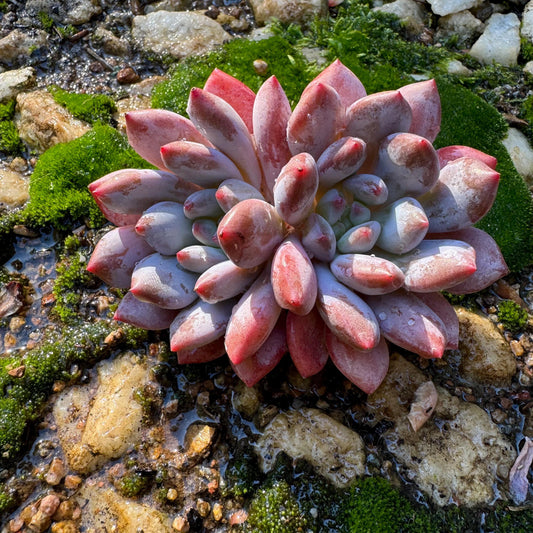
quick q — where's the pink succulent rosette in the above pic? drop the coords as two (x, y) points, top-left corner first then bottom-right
(87, 60), (508, 392)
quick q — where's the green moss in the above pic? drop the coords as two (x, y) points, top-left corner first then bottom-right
(0, 483), (16, 515)
(20, 124), (152, 229)
(0, 322), (148, 463)
(223, 447), (261, 498)
(434, 79), (533, 272)
(342, 478), (438, 533)
(497, 300), (529, 333)
(116, 470), (153, 498)
(37, 11), (54, 33)
(152, 35), (315, 114)
(245, 479), (311, 532)
(484, 505), (533, 533)
(48, 86), (117, 124)
(0, 100), (15, 121)
(0, 121), (23, 154)
(52, 244), (93, 324)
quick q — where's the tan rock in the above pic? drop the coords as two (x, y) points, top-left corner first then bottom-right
(249, 0), (327, 26)
(53, 354), (150, 474)
(14, 90), (90, 153)
(367, 353), (516, 506)
(255, 408), (365, 487)
(114, 95), (151, 135)
(0, 168), (28, 208)
(456, 306), (516, 386)
(184, 423), (217, 463)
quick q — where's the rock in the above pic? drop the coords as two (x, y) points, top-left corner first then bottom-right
(145, 0), (189, 13)
(45, 457), (66, 486)
(53, 354), (150, 474)
(446, 58), (472, 76)
(0, 168), (29, 208)
(116, 67), (140, 85)
(427, 0), (483, 17)
(14, 90), (91, 153)
(184, 423), (217, 463)
(435, 10), (485, 47)
(92, 27), (131, 57)
(249, 0), (328, 26)
(0, 30), (49, 65)
(26, 0), (102, 25)
(502, 127), (533, 188)
(114, 95), (152, 134)
(0, 67), (36, 104)
(373, 0), (429, 34)
(131, 11), (232, 59)
(255, 408), (366, 487)
(231, 382), (261, 418)
(367, 353), (516, 506)
(522, 1), (533, 43)
(456, 307), (517, 386)
(469, 13), (521, 67)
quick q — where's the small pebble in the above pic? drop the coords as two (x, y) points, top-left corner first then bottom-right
(253, 59), (268, 75)
(167, 488), (178, 501)
(172, 515), (190, 532)
(212, 502), (223, 521)
(64, 475), (82, 490)
(117, 66), (140, 84)
(45, 457), (66, 486)
(8, 365), (25, 378)
(510, 340), (525, 357)
(197, 498), (210, 517)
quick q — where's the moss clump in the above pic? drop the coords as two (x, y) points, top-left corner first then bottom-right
(0, 100), (22, 154)
(0, 483), (16, 515)
(48, 86), (117, 124)
(342, 477), (438, 533)
(52, 238), (93, 324)
(37, 11), (54, 32)
(20, 124), (152, 229)
(484, 505), (533, 533)
(497, 300), (529, 333)
(116, 470), (153, 498)
(0, 322), (148, 463)
(223, 447), (261, 498)
(151, 35), (315, 114)
(245, 479), (311, 532)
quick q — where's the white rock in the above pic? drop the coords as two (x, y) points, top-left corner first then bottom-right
(427, 0), (483, 16)
(524, 60), (533, 76)
(0, 67), (36, 104)
(522, 0), (533, 43)
(373, 0), (428, 32)
(435, 10), (485, 47)
(502, 127), (533, 188)
(0, 30), (48, 65)
(14, 90), (91, 153)
(255, 408), (366, 487)
(132, 11), (232, 59)
(249, 0), (328, 26)
(367, 354), (516, 506)
(446, 58), (472, 75)
(469, 13), (521, 66)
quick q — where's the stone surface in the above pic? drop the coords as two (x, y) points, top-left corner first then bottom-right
(131, 11), (232, 59)
(0, 168), (29, 208)
(427, 0), (483, 16)
(53, 354), (150, 474)
(92, 27), (132, 57)
(502, 127), (533, 188)
(14, 90), (91, 153)
(435, 10), (485, 47)
(256, 407), (366, 487)
(145, 0), (189, 13)
(249, 0), (328, 26)
(469, 13), (521, 66)
(522, 0), (533, 43)
(0, 30), (48, 65)
(373, 0), (429, 33)
(0, 67), (36, 104)
(367, 353), (516, 506)
(456, 306), (517, 386)
(184, 423), (217, 463)
(26, 0), (102, 25)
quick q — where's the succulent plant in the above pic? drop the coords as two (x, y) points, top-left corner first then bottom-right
(87, 60), (508, 392)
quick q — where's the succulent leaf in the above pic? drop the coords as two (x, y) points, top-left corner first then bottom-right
(114, 292), (178, 330)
